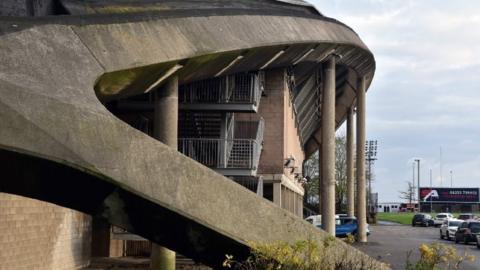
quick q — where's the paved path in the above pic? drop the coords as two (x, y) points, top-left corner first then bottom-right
(355, 224), (480, 270)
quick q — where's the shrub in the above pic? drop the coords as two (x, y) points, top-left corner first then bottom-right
(405, 243), (475, 270)
(223, 237), (387, 270)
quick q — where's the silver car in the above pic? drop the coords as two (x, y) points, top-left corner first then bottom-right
(440, 219), (463, 240)
(433, 213), (453, 227)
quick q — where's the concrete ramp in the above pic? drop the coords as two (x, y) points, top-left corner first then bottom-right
(0, 11), (383, 269)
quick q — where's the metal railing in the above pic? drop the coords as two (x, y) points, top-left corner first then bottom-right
(178, 117), (264, 172)
(179, 71), (264, 105)
(178, 138), (257, 169)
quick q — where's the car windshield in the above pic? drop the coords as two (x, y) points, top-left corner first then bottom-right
(459, 215), (471, 219)
(414, 214), (424, 218)
(449, 221), (462, 227)
(470, 223), (480, 233)
(437, 214), (447, 218)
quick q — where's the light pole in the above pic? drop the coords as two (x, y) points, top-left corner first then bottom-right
(450, 170), (453, 187)
(430, 169), (433, 213)
(415, 159), (420, 210)
(365, 140), (378, 216)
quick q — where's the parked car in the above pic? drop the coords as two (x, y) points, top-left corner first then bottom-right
(433, 213), (453, 227)
(412, 213), (434, 227)
(305, 215), (322, 227)
(315, 216), (370, 238)
(440, 219), (463, 240)
(454, 220), (480, 244)
(458, 213), (478, 220)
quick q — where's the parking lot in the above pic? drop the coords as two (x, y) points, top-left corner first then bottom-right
(355, 223), (480, 270)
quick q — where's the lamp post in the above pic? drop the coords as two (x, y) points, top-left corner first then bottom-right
(365, 140), (378, 216)
(415, 159), (420, 210)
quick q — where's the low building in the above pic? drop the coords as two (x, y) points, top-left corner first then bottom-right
(377, 202), (402, 213)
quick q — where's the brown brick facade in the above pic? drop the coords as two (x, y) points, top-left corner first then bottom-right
(0, 193), (91, 270)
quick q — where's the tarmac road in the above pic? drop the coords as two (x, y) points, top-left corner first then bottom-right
(355, 223), (480, 270)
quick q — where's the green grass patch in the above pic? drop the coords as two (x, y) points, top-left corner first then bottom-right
(377, 212), (415, 225)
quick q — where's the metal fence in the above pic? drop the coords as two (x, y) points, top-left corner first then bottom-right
(178, 118), (264, 171)
(179, 71), (264, 105)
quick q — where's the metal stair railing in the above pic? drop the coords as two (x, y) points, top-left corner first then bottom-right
(178, 117), (264, 172)
(179, 72), (264, 105)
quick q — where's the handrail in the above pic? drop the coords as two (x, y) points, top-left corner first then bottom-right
(179, 72), (264, 105)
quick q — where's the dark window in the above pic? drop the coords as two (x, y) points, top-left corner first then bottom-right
(470, 223), (480, 233)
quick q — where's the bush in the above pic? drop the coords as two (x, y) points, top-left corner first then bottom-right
(223, 237), (387, 270)
(405, 243), (475, 270)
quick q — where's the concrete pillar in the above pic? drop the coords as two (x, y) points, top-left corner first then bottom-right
(151, 76), (178, 270)
(346, 108), (355, 217)
(321, 57), (336, 236)
(356, 76), (367, 243)
(317, 144), (322, 215)
(273, 182), (282, 207)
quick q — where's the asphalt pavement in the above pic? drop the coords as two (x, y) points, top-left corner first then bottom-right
(355, 223), (480, 270)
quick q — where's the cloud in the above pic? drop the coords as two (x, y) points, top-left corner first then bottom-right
(311, 0), (480, 201)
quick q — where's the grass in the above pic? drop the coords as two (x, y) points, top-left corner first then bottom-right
(377, 212), (480, 225)
(377, 212), (416, 225)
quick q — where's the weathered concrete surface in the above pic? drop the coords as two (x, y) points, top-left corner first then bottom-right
(0, 10), (382, 269)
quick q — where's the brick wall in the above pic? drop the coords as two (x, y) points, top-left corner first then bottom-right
(256, 69), (286, 174)
(0, 0), (28, 16)
(0, 0), (57, 16)
(0, 193), (92, 270)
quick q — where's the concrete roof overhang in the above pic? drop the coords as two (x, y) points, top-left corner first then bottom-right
(0, 7), (378, 268)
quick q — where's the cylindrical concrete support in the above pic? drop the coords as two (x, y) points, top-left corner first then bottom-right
(320, 57), (336, 236)
(346, 108), (355, 217)
(317, 144), (322, 215)
(153, 77), (178, 144)
(356, 76), (367, 243)
(151, 76), (178, 270)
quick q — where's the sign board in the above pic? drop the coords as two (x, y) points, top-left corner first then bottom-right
(419, 187), (479, 203)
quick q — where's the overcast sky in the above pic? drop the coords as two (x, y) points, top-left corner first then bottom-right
(310, 0), (480, 202)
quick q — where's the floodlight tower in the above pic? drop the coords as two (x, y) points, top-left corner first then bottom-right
(365, 140), (378, 214)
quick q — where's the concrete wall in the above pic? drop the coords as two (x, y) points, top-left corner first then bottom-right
(0, 193), (91, 270)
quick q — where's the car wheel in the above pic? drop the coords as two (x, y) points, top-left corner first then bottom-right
(440, 231), (444, 239)
(455, 237), (459, 244)
(446, 232), (450, 240)
(464, 236), (469, 245)
(477, 239), (480, 249)
(425, 222), (429, 227)
(412, 223), (415, 227)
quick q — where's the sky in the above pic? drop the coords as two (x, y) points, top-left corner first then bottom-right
(309, 0), (480, 202)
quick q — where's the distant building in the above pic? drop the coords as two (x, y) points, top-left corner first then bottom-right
(419, 187), (480, 213)
(377, 202), (402, 213)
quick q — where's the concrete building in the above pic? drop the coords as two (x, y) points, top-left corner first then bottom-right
(0, 0), (378, 269)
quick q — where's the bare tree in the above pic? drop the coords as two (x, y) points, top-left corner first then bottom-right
(303, 135), (349, 214)
(399, 181), (415, 204)
(335, 135), (347, 212)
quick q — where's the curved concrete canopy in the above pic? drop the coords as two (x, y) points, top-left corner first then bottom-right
(0, 6), (380, 268)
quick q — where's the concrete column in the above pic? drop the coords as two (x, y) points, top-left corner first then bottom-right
(273, 182), (282, 207)
(317, 145), (322, 215)
(346, 108), (355, 217)
(356, 76), (367, 243)
(151, 76), (178, 270)
(321, 57), (336, 236)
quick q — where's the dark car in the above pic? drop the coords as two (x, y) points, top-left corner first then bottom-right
(458, 213), (478, 220)
(412, 213), (434, 227)
(454, 220), (480, 244)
